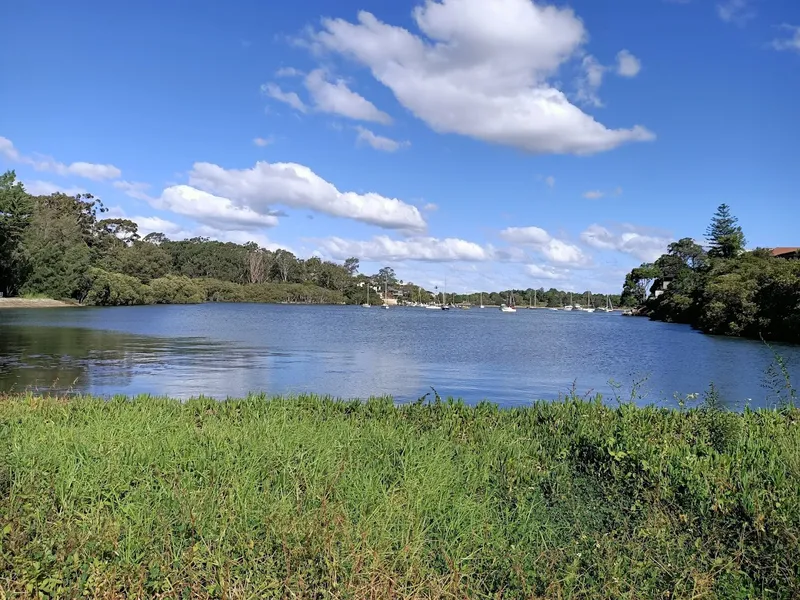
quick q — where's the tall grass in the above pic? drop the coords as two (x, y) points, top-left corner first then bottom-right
(0, 393), (798, 599)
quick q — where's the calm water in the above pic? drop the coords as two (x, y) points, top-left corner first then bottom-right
(1, 304), (798, 409)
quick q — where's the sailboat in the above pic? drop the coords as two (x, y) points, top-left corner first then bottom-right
(383, 278), (390, 309)
(361, 283), (371, 308)
(480, 291), (484, 309)
(581, 291), (596, 313)
(500, 291), (517, 313)
(598, 295), (614, 313)
(441, 281), (450, 310)
(563, 292), (574, 311)
(528, 290), (538, 309)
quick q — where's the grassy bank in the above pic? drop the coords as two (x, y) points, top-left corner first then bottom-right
(1, 394), (798, 599)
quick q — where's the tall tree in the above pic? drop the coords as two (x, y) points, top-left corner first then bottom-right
(378, 266), (397, 286)
(343, 257), (360, 275)
(706, 204), (746, 259)
(0, 171), (32, 296)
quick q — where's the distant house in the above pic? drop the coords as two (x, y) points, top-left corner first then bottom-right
(651, 277), (675, 299)
(771, 247), (800, 260)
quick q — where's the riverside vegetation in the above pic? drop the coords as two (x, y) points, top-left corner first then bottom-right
(622, 204), (800, 342)
(1, 392), (798, 599)
(0, 171), (614, 308)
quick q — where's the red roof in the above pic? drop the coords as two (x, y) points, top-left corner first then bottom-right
(771, 247), (800, 257)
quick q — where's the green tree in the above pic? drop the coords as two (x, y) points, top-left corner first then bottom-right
(343, 257), (359, 275)
(0, 171), (32, 296)
(706, 204), (746, 259)
(667, 237), (706, 269)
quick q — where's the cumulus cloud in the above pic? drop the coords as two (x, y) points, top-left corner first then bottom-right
(262, 69), (393, 124)
(105, 206), (286, 252)
(186, 160), (426, 231)
(310, 0), (654, 155)
(317, 235), (491, 262)
(261, 83), (308, 112)
(499, 226), (589, 265)
(580, 223), (672, 261)
(0, 136), (121, 181)
(305, 69), (392, 124)
(615, 50), (641, 77)
(24, 180), (87, 197)
(717, 0), (755, 24)
(156, 185), (280, 230)
(772, 25), (800, 53)
(355, 126), (409, 151)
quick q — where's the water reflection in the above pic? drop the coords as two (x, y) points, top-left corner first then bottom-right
(1, 304), (798, 408)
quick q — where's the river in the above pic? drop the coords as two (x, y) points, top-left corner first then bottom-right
(1, 303), (798, 409)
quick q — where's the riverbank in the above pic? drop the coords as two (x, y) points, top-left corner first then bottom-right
(0, 297), (74, 309)
(1, 394), (797, 598)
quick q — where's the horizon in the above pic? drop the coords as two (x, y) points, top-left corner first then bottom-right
(1, 0), (797, 295)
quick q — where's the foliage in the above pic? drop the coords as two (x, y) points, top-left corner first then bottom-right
(0, 393), (798, 599)
(84, 267), (150, 306)
(626, 204), (800, 342)
(148, 275), (205, 304)
(0, 171), (32, 296)
(706, 203), (746, 259)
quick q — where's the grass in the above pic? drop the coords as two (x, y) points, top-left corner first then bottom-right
(0, 393), (798, 599)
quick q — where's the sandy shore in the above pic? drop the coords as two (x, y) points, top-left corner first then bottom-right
(0, 297), (74, 309)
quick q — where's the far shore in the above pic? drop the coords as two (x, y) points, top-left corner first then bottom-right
(0, 297), (75, 309)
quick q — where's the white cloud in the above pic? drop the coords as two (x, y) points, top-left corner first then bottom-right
(544, 175), (555, 188)
(157, 185), (280, 230)
(423, 202), (438, 211)
(583, 190), (604, 199)
(500, 226), (551, 246)
(575, 55), (607, 107)
(305, 69), (392, 124)
(311, 0), (654, 155)
(615, 50), (641, 77)
(772, 25), (800, 53)
(275, 67), (303, 77)
(580, 223), (672, 261)
(261, 83), (308, 112)
(253, 137), (274, 147)
(526, 263), (568, 280)
(499, 226), (589, 265)
(716, 0), (754, 24)
(0, 136), (121, 181)
(24, 180), (87, 197)
(113, 180), (154, 202)
(117, 212), (284, 252)
(186, 160), (426, 231)
(317, 235), (491, 262)
(355, 126), (409, 152)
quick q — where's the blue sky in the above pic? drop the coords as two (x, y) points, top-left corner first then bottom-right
(1, 0), (798, 293)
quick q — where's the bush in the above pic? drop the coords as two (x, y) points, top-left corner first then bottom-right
(83, 268), (150, 306)
(147, 275), (204, 304)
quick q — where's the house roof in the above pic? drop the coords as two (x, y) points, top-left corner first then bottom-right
(771, 247), (800, 257)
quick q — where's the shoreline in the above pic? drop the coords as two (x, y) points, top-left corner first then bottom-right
(0, 297), (75, 309)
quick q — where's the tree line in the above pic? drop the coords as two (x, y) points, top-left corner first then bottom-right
(0, 171), (383, 305)
(1, 171), (624, 308)
(621, 204), (800, 342)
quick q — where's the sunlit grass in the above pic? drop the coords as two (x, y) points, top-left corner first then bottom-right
(0, 393), (798, 598)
